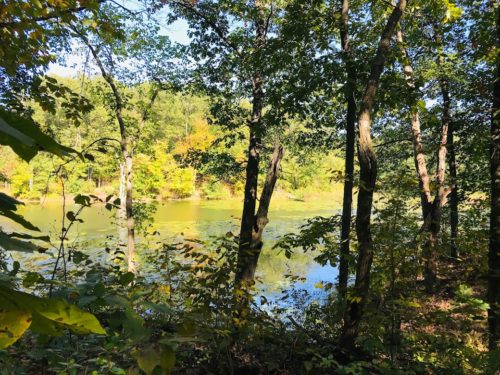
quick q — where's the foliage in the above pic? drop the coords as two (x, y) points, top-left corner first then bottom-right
(0, 0), (498, 373)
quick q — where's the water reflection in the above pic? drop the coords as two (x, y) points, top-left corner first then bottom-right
(1, 199), (339, 300)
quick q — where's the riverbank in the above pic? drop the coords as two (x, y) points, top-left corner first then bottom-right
(1, 184), (345, 205)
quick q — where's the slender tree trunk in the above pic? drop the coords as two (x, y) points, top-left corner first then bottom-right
(119, 162), (126, 213)
(488, 4), (500, 351)
(113, 92), (136, 274)
(338, 0), (357, 299)
(396, 28), (432, 221)
(79, 34), (137, 273)
(118, 161), (127, 254)
(447, 121), (459, 260)
(176, 0), (277, 291)
(124, 154), (136, 273)
(340, 0), (407, 350)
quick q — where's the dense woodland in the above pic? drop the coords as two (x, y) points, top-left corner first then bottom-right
(0, 0), (499, 374)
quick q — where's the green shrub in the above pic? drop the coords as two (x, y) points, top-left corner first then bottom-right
(200, 179), (232, 200)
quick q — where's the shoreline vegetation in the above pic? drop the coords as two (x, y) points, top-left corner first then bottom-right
(0, 0), (498, 373)
(0, 186), (344, 204)
(0, 77), (347, 205)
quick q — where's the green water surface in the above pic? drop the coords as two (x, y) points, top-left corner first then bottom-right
(1, 198), (340, 302)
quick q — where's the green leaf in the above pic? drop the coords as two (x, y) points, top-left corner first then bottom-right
(0, 109), (78, 162)
(0, 207), (40, 231)
(176, 318), (196, 337)
(0, 192), (21, 212)
(118, 272), (135, 285)
(66, 211), (76, 222)
(78, 295), (99, 306)
(74, 194), (91, 206)
(133, 345), (175, 375)
(123, 308), (149, 342)
(0, 230), (46, 253)
(84, 153), (95, 161)
(102, 294), (130, 308)
(29, 312), (64, 336)
(22, 272), (45, 288)
(7, 232), (50, 242)
(0, 193), (39, 231)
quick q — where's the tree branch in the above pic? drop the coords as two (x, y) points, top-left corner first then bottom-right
(72, 26), (128, 156)
(171, 0), (244, 59)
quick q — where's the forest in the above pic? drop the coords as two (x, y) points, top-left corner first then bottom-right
(0, 0), (498, 374)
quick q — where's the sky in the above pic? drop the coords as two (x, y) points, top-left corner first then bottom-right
(47, 1), (190, 77)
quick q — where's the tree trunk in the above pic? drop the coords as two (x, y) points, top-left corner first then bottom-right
(338, 0), (357, 300)
(119, 162), (126, 214)
(488, 4), (500, 351)
(396, 28), (432, 221)
(447, 120), (459, 260)
(80, 34), (137, 273)
(235, 7), (267, 288)
(423, 37), (451, 292)
(118, 162), (127, 255)
(125, 154), (136, 273)
(398, 26), (452, 292)
(340, 0), (407, 350)
(237, 131), (261, 285)
(235, 142), (284, 285)
(422, 93), (449, 292)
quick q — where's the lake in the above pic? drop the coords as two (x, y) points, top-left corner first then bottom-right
(1, 198), (340, 305)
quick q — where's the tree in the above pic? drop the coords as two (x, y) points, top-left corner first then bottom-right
(337, 0), (357, 300)
(396, 24), (450, 294)
(488, 1), (500, 352)
(72, 8), (180, 272)
(391, 0), (467, 293)
(168, 0), (286, 292)
(340, 0), (407, 350)
(420, 23), (454, 291)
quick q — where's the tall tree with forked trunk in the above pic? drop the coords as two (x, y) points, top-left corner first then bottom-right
(340, 0), (408, 350)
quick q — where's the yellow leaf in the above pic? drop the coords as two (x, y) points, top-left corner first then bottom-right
(0, 310), (32, 349)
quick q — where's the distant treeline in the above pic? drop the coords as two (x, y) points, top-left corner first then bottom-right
(0, 76), (344, 201)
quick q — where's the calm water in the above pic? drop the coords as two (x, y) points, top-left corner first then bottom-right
(1, 199), (340, 303)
